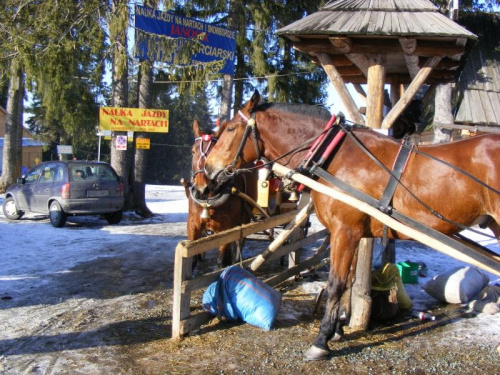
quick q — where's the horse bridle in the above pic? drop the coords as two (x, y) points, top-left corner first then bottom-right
(218, 110), (262, 180)
(192, 134), (217, 180)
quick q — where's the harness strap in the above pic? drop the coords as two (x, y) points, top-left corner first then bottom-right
(229, 111), (260, 171)
(312, 166), (500, 261)
(378, 138), (414, 214)
(323, 124), (497, 239)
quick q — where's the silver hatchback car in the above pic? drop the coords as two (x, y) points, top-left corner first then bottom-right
(3, 161), (124, 227)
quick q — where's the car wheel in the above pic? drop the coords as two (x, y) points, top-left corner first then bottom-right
(105, 210), (122, 224)
(2, 197), (23, 220)
(49, 201), (67, 227)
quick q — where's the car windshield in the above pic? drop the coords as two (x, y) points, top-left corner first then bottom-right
(70, 164), (118, 182)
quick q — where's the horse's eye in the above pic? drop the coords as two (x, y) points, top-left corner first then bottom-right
(227, 126), (236, 133)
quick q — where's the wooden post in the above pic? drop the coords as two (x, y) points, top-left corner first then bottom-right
(349, 238), (373, 330)
(350, 55), (386, 330)
(365, 55), (386, 128)
(172, 242), (193, 339)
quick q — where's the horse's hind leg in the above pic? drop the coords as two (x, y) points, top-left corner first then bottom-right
(334, 247), (358, 341)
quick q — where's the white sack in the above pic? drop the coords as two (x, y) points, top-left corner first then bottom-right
(423, 266), (490, 304)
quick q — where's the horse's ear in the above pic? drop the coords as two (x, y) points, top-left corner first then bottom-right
(215, 120), (227, 137)
(193, 120), (201, 138)
(245, 89), (261, 113)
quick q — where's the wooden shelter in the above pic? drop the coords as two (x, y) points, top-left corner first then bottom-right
(276, 0), (478, 330)
(276, 0), (477, 130)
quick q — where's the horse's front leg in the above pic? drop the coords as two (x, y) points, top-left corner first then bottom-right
(305, 231), (360, 361)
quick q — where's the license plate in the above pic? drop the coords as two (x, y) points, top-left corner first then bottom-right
(87, 189), (109, 197)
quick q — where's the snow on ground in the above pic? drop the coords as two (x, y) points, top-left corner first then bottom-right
(1, 184), (499, 316)
(0, 185), (499, 373)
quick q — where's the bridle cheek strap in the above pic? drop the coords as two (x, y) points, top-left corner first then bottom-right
(228, 111), (261, 171)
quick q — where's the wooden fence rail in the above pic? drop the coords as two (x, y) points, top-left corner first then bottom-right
(172, 208), (329, 339)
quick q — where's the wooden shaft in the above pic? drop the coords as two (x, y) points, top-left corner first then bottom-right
(382, 56), (442, 129)
(317, 53), (365, 125)
(249, 201), (315, 271)
(272, 163), (500, 276)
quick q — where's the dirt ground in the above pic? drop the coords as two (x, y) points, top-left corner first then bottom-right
(1, 188), (500, 374)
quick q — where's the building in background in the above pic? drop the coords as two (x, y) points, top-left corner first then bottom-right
(0, 106), (45, 175)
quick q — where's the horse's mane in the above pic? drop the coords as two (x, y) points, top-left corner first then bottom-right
(256, 102), (332, 122)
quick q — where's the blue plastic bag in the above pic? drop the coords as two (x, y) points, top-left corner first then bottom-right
(202, 266), (282, 330)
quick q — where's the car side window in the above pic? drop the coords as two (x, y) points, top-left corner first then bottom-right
(25, 166), (42, 184)
(39, 165), (56, 183)
(96, 166), (116, 181)
(54, 166), (65, 182)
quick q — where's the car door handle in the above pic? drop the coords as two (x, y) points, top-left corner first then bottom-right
(45, 189), (50, 192)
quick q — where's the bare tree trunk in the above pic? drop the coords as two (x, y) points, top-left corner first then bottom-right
(233, 46), (244, 111)
(109, 0), (132, 208)
(432, 83), (454, 144)
(432, 2), (458, 144)
(133, 59), (153, 217)
(219, 0), (238, 121)
(0, 58), (24, 192)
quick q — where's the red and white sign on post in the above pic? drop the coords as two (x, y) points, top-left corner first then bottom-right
(116, 135), (128, 150)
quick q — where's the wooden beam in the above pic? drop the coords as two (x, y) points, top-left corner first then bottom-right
(366, 55), (386, 129)
(414, 40), (464, 58)
(404, 55), (420, 79)
(293, 40), (336, 54)
(382, 56), (442, 129)
(293, 38), (465, 58)
(180, 210), (299, 258)
(422, 57), (460, 70)
(335, 65), (364, 76)
(390, 75), (401, 107)
(346, 53), (369, 76)
(317, 52), (365, 125)
(250, 201), (315, 271)
(329, 36), (353, 53)
(325, 55), (355, 67)
(287, 35), (301, 42)
(352, 83), (367, 99)
(399, 38), (417, 54)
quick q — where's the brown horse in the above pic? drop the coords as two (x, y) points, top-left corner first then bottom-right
(199, 91), (500, 360)
(184, 120), (257, 268)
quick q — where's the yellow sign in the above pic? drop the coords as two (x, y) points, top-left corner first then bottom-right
(136, 138), (151, 149)
(99, 107), (169, 133)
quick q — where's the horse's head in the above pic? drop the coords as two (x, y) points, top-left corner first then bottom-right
(189, 120), (233, 207)
(204, 90), (262, 191)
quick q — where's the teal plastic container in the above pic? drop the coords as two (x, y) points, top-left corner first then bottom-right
(397, 261), (419, 283)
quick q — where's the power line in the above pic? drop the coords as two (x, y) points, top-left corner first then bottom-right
(152, 71), (313, 84)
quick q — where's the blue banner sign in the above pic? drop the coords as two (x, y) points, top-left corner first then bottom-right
(135, 5), (236, 75)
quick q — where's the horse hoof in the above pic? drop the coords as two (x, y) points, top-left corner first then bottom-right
(303, 345), (330, 361)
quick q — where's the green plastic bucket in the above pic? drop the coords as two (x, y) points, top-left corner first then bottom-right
(397, 261), (419, 284)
